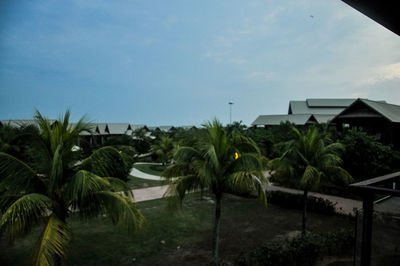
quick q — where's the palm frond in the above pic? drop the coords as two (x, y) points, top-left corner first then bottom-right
(48, 144), (63, 197)
(204, 145), (220, 171)
(0, 152), (42, 193)
(0, 193), (55, 241)
(174, 146), (201, 163)
(228, 171), (267, 205)
(325, 166), (354, 185)
(65, 170), (109, 210)
(103, 177), (134, 198)
(301, 165), (321, 187)
(81, 146), (125, 177)
(92, 191), (145, 233)
(33, 214), (71, 266)
(230, 153), (262, 174)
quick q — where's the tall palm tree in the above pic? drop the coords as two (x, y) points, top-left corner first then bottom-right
(0, 110), (144, 266)
(270, 126), (352, 235)
(164, 119), (267, 265)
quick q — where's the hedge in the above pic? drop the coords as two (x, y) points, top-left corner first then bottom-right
(234, 229), (354, 266)
(267, 190), (336, 215)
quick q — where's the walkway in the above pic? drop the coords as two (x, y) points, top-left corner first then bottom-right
(129, 162), (164, 181)
(133, 185), (169, 202)
(130, 166), (362, 214)
(267, 184), (362, 215)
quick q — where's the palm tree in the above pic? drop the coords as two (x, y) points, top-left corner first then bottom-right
(0, 110), (144, 266)
(151, 136), (175, 165)
(270, 126), (352, 235)
(164, 119), (267, 265)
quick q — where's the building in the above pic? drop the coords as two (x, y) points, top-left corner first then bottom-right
(252, 98), (357, 127)
(330, 98), (400, 148)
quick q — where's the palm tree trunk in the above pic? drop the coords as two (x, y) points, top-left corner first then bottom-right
(212, 193), (222, 265)
(302, 188), (308, 236)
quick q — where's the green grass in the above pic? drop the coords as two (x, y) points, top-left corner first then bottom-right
(127, 175), (165, 189)
(133, 163), (167, 176)
(0, 193), (355, 266)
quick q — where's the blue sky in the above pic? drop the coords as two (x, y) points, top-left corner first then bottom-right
(1, 0), (400, 126)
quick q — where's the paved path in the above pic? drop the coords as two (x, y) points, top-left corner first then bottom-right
(130, 165), (362, 214)
(131, 182), (362, 214)
(129, 163), (164, 181)
(133, 185), (169, 202)
(267, 184), (362, 215)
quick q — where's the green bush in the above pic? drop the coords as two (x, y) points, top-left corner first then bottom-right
(234, 229), (354, 266)
(339, 128), (400, 181)
(267, 190), (336, 215)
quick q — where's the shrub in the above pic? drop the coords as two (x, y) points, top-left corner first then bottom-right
(267, 190), (336, 215)
(234, 229), (354, 266)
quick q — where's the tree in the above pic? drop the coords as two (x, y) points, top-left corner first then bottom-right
(339, 128), (400, 181)
(132, 128), (152, 154)
(164, 119), (267, 264)
(0, 110), (144, 266)
(151, 136), (175, 165)
(270, 126), (352, 235)
(0, 123), (39, 158)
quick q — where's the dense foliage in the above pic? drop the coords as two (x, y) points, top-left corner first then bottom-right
(338, 128), (400, 181)
(267, 191), (336, 215)
(235, 229), (354, 266)
(151, 136), (175, 165)
(0, 111), (144, 266)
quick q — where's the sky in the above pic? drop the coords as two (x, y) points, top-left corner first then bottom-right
(1, 0), (400, 126)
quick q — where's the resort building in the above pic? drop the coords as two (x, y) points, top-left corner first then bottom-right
(330, 98), (400, 148)
(252, 98), (358, 127)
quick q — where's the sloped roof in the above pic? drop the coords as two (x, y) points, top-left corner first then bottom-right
(289, 99), (356, 115)
(331, 99), (400, 123)
(159, 126), (174, 132)
(312, 114), (336, 124)
(130, 124), (147, 131)
(180, 125), (197, 130)
(252, 114), (313, 126)
(0, 119), (56, 127)
(106, 123), (131, 134)
(361, 99), (400, 123)
(306, 99), (355, 108)
(95, 123), (109, 134)
(148, 126), (175, 132)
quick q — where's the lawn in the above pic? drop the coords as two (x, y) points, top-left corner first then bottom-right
(133, 163), (167, 176)
(0, 193), (354, 266)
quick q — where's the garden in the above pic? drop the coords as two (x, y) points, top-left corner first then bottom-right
(1, 111), (400, 265)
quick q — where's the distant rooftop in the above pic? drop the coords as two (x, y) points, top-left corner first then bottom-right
(288, 98), (357, 115)
(253, 98), (388, 127)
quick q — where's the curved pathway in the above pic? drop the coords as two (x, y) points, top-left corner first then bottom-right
(130, 166), (362, 214)
(129, 162), (164, 181)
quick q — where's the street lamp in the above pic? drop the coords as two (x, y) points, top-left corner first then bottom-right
(229, 101), (234, 124)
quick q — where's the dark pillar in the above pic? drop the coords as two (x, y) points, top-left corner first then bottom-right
(360, 193), (374, 266)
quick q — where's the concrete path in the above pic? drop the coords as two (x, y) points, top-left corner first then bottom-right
(133, 185), (169, 202)
(129, 163), (164, 181)
(129, 166), (362, 214)
(131, 181), (362, 215)
(267, 184), (362, 215)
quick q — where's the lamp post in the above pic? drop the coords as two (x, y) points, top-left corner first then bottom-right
(229, 101), (234, 124)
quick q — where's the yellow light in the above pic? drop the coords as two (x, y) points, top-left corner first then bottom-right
(235, 152), (239, 160)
